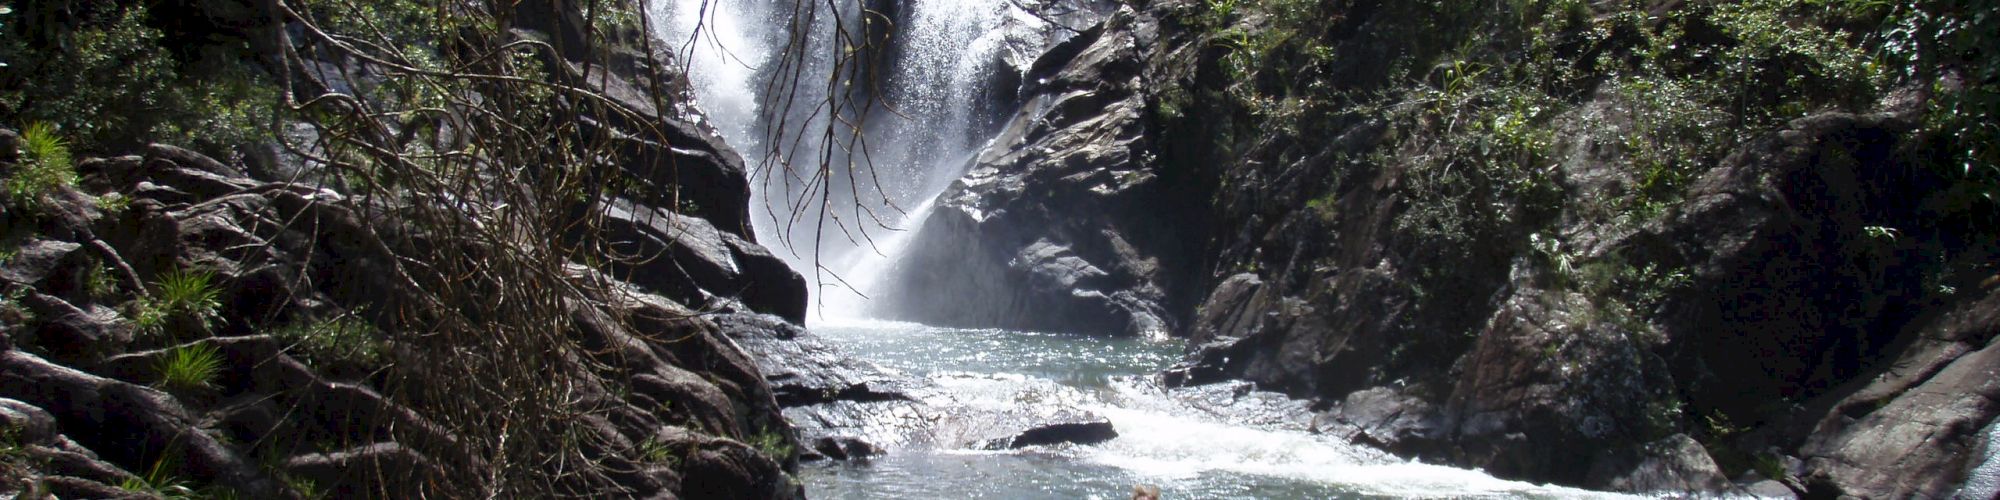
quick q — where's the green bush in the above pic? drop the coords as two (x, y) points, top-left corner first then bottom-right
(0, 4), (275, 153)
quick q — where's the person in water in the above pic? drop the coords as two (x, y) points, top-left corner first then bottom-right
(1132, 484), (1161, 500)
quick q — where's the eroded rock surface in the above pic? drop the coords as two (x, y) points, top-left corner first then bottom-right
(873, 8), (1197, 337)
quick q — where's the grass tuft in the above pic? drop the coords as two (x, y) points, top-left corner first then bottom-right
(139, 269), (223, 336)
(5, 123), (76, 210)
(154, 342), (224, 392)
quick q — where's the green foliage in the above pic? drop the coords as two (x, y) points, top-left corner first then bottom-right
(83, 263), (120, 299)
(0, 287), (30, 325)
(271, 316), (385, 367)
(1616, 78), (1733, 218)
(134, 269), (223, 337)
(636, 437), (677, 466)
(1641, 396), (1686, 440)
(1752, 453), (1789, 480)
(154, 342), (224, 392)
(6, 122), (76, 210)
(155, 270), (222, 326)
(748, 430), (793, 459)
(0, 423), (22, 460)
(0, 4), (275, 152)
(94, 192), (132, 214)
(282, 473), (324, 500)
(128, 300), (168, 336)
(119, 454), (200, 499)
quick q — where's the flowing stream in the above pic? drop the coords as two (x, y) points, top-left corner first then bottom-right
(653, 0), (1640, 497)
(797, 320), (1634, 499)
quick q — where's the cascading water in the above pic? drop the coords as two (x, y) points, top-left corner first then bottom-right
(655, 0), (1059, 317)
(654, 1), (1639, 497)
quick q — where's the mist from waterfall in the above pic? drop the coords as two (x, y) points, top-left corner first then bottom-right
(653, 0), (1078, 319)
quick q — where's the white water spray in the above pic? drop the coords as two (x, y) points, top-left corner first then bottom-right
(653, 0), (1077, 321)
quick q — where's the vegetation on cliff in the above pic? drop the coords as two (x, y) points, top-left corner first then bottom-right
(1, 0), (806, 497)
(1143, 0), (2000, 493)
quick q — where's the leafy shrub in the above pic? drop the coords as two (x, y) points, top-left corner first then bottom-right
(0, 4), (275, 153)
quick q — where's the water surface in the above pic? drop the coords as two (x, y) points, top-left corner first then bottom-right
(799, 319), (1633, 499)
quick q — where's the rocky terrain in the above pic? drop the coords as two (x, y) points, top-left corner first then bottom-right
(7, 0), (1997, 496)
(872, 0), (2000, 496)
(876, 8), (1202, 338)
(0, 0), (821, 496)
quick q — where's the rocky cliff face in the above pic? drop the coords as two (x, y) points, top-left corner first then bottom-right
(0, 139), (806, 498)
(0, 0), (812, 497)
(873, 8), (1211, 337)
(884, 0), (2000, 495)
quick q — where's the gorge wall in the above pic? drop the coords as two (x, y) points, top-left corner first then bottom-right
(0, 0), (814, 497)
(873, 0), (2000, 496)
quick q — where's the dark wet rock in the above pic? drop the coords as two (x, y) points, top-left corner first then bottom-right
(31, 444), (144, 490)
(1157, 337), (1244, 387)
(17, 293), (128, 364)
(1736, 478), (1799, 499)
(1588, 434), (1731, 493)
(1325, 387), (1439, 453)
(1792, 289), (2000, 498)
(713, 314), (914, 407)
(719, 313), (933, 453)
(0, 239), (83, 288)
(146, 144), (248, 178)
(982, 413), (1118, 449)
(807, 436), (881, 461)
(1184, 273), (1270, 345)
(671, 428), (800, 500)
(42, 476), (148, 499)
(0, 398), (58, 446)
(591, 200), (808, 322)
(0, 350), (285, 497)
(283, 443), (443, 493)
(0, 128), (17, 163)
(519, 13), (760, 239)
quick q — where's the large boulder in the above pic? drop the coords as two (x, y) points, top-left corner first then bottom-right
(590, 199), (808, 322)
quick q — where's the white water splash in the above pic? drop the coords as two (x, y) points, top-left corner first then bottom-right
(653, 0), (1067, 321)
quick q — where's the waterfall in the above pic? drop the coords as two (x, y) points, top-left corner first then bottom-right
(653, 0), (1085, 320)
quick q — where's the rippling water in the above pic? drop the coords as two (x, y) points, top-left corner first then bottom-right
(798, 319), (1636, 499)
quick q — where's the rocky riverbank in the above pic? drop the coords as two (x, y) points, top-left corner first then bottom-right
(868, 0), (2000, 496)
